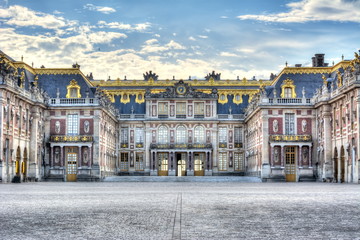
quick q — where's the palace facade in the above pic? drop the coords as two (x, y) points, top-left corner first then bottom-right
(1, 50), (359, 183)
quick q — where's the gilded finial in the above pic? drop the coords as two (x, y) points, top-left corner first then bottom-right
(285, 61), (288, 67)
(342, 54), (344, 61)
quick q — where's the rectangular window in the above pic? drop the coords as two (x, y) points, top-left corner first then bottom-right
(234, 152), (244, 171)
(120, 152), (129, 171)
(219, 152), (227, 171)
(135, 127), (144, 144)
(285, 113), (295, 135)
(234, 127), (242, 144)
(284, 88), (292, 98)
(158, 102), (168, 115)
(121, 128), (129, 144)
(67, 114), (78, 135)
(219, 127), (227, 143)
(194, 102), (204, 116)
(176, 102), (186, 116)
(135, 153), (144, 171)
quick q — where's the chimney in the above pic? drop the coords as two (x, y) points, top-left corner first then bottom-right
(295, 64), (302, 67)
(312, 54), (325, 67)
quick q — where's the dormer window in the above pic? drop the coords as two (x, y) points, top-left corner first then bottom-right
(66, 79), (81, 98)
(284, 87), (292, 98)
(280, 78), (296, 98)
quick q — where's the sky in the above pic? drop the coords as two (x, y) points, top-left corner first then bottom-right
(0, 0), (359, 80)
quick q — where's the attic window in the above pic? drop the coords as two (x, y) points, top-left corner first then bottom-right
(66, 79), (81, 98)
(280, 78), (296, 98)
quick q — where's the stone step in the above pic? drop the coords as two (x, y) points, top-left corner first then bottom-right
(103, 176), (262, 182)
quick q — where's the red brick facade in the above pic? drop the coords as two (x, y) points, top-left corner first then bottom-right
(269, 117), (283, 135)
(297, 118), (311, 135)
(50, 119), (66, 135)
(80, 118), (93, 135)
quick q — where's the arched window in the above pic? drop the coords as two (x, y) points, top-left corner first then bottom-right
(158, 126), (168, 144)
(194, 125), (205, 143)
(176, 126), (186, 143)
(66, 79), (81, 98)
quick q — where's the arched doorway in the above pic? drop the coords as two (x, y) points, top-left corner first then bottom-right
(22, 148), (28, 181)
(333, 147), (338, 182)
(340, 146), (345, 183)
(15, 147), (21, 177)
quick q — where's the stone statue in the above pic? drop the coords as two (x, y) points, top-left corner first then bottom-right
(274, 148), (279, 163)
(84, 120), (90, 133)
(303, 148), (309, 163)
(302, 119), (307, 132)
(273, 119), (278, 133)
(55, 121), (61, 134)
(83, 148), (89, 164)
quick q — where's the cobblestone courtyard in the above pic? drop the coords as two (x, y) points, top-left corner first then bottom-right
(1, 181), (360, 240)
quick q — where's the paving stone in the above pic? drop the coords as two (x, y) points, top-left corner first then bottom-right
(0, 182), (359, 240)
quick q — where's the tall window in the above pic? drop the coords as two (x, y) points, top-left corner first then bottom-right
(285, 113), (295, 135)
(158, 102), (168, 115)
(135, 153), (144, 171)
(176, 126), (186, 143)
(234, 127), (242, 144)
(219, 127), (227, 143)
(158, 126), (168, 144)
(194, 102), (204, 116)
(176, 102), (186, 116)
(67, 114), (78, 135)
(121, 128), (128, 144)
(120, 152), (129, 171)
(219, 152), (227, 171)
(284, 88), (292, 98)
(135, 127), (144, 144)
(194, 125), (205, 143)
(234, 152), (244, 171)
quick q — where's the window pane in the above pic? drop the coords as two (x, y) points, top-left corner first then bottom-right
(219, 153), (227, 171)
(158, 126), (168, 143)
(194, 126), (205, 143)
(158, 102), (168, 115)
(285, 113), (295, 135)
(234, 127), (242, 143)
(194, 102), (204, 115)
(136, 128), (144, 143)
(176, 126), (186, 143)
(121, 128), (128, 144)
(219, 127), (227, 143)
(176, 102), (186, 115)
(67, 114), (78, 135)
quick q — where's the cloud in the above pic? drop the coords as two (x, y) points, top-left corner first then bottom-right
(188, 36), (196, 41)
(140, 40), (186, 54)
(237, 0), (360, 23)
(0, 5), (70, 29)
(220, 16), (228, 19)
(198, 35), (208, 39)
(98, 20), (151, 32)
(83, 4), (116, 14)
(220, 52), (238, 57)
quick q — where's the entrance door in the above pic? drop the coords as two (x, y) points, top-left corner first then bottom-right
(177, 153), (186, 176)
(67, 153), (77, 182)
(194, 153), (205, 176)
(285, 146), (296, 182)
(158, 153), (168, 176)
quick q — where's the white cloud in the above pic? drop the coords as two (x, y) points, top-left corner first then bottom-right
(83, 4), (116, 14)
(220, 52), (238, 57)
(87, 31), (127, 44)
(220, 16), (228, 19)
(140, 40), (186, 54)
(98, 20), (151, 31)
(198, 35), (208, 39)
(188, 36), (196, 41)
(154, 34), (161, 38)
(237, 0), (360, 23)
(0, 5), (70, 29)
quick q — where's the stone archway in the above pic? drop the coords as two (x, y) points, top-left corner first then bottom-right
(340, 146), (345, 183)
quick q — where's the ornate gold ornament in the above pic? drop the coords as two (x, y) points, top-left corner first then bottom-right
(217, 89), (259, 105)
(66, 79), (81, 98)
(280, 78), (296, 98)
(336, 71), (343, 87)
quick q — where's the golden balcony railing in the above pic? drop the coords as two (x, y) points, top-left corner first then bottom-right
(270, 135), (312, 142)
(50, 135), (93, 142)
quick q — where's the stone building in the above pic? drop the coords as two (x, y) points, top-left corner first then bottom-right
(0, 50), (359, 183)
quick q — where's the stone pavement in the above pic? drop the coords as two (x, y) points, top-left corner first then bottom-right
(0, 182), (360, 240)
(103, 176), (262, 182)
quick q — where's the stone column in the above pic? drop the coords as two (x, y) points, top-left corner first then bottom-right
(281, 146), (285, 167)
(78, 146), (82, 168)
(270, 146), (274, 167)
(28, 107), (40, 179)
(299, 145), (303, 167)
(60, 146), (64, 167)
(50, 146), (54, 167)
(309, 145), (312, 167)
(88, 145), (92, 167)
(322, 105), (333, 179)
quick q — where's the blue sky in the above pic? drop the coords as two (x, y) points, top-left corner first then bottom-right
(0, 0), (359, 80)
